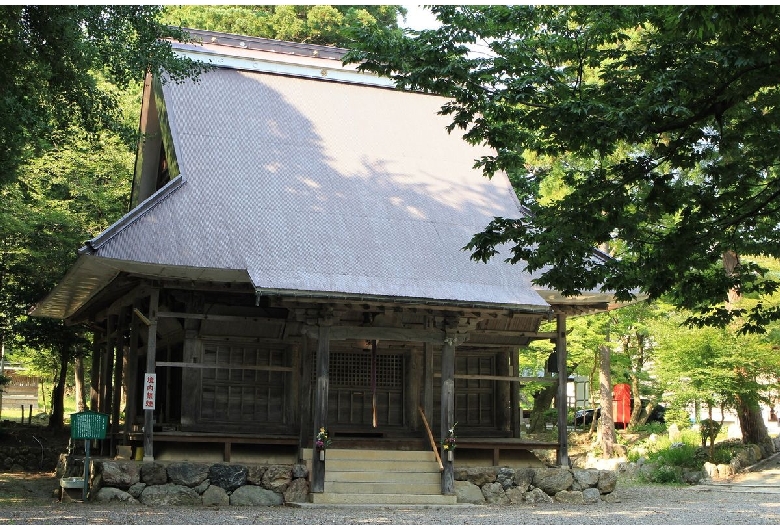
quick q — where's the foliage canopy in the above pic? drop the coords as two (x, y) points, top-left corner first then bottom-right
(346, 6), (780, 332)
(0, 5), (205, 187)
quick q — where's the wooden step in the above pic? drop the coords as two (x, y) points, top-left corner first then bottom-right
(304, 448), (437, 461)
(302, 448), (452, 505)
(325, 469), (441, 483)
(323, 481), (441, 495)
(310, 492), (457, 505)
(323, 459), (441, 472)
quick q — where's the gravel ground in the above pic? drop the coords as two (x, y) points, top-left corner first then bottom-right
(1, 483), (779, 525)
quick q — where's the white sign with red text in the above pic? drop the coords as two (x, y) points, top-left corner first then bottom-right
(143, 373), (156, 410)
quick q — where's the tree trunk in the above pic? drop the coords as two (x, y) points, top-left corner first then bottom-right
(47, 348), (68, 430)
(735, 393), (775, 458)
(599, 344), (616, 457)
(0, 338), (5, 420)
(629, 367), (643, 426)
(529, 384), (557, 433)
(722, 251), (774, 457)
(74, 355), (85, 412)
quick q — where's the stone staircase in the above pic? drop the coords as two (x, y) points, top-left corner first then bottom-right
(302, 448), (456, 505)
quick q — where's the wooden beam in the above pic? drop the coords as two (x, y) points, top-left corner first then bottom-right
(468, 330), (558, 342)
(156, 362), (293, 372)
(434, 374), (557, 383)
(303, 325), (448, 343)
(95, 284), (154, 321)
(157, 311), (284, 323)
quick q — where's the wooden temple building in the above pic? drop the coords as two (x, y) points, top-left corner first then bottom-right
(31, 29), (619, 500)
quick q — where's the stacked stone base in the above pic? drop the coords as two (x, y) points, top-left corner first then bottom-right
(84, 461), (309, 506)
(454, 466), (618, 505)
(79, 459), (618, 506)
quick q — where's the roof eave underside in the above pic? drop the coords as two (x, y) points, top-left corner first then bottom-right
(30, 255), (552, 322)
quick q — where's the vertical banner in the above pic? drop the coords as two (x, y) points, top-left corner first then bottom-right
(143, 373), (156, 410)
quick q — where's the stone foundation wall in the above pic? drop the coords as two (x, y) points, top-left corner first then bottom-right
(85, 461), (309, 506)
(454, 466), (618, 505)
(81, 460), (618, 506)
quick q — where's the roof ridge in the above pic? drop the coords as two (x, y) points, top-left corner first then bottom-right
(177, 27), (349, 61)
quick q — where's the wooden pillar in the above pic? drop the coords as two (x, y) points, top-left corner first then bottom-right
(510, 348), (521, 437)
(143, 289), (159, 462)
(408, 348), (422, 431)
(496, 349), (510, 433)
(440, 335), (455, 495)
(110, 307), (128, 455)
(90, 330), (102, 412)
(423, 318), (434, 423)
(288, 343), (300, 428)
(123, 301), (142, 445)
(181, 293), (203, 430)
(555, 312), (569, 467)
(311, 324), (330, 493)
(298, 335), (313, 460)
(101, 315), (117, 415)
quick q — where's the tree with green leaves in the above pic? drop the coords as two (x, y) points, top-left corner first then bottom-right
(347, 5), (780, 450)
(0, 5), (205, 189)
(159, 5), (405, 47)
(347, 5), (780, 330)
(2, 116), (133, 427)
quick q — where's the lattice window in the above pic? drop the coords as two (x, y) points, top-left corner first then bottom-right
(312, 351), (406, 427)
(327, 352), (403, 389)
(200, 342), (287, 425)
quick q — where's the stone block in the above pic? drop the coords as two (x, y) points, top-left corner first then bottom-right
(582, 487), (601, 504)
(167, 462), (210, 488)
(525, 487), (553, 504)
(93, 487), (140, 504)
(209, 464), (248, 493)
(139, 484), (201, 506)
(141, 462), (167, 485)
(261, 465), (292, 493)
(597, 470), (617, 494)
(283, 478), (309, 503)
(202, 485), (229, 507)
(100, 461), (140, 488)
(555, 490), (584, 504)
(481, 482), (509, 505)
(230, 485), (283, 506)
(532, 468), (574, 495)
(454, 480), (484, 505)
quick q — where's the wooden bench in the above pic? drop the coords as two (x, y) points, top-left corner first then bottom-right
(127, 431), (299, 462)
(451, 438), (560, 466)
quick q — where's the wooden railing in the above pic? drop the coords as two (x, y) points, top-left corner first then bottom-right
(418, 406), (443, 471)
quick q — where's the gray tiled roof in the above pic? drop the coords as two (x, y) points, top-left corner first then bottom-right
(33, 51), (552, 318)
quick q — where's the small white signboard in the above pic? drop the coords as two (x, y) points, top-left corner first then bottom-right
(143, 373), (157, 410)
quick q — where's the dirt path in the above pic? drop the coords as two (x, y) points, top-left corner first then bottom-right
(0, 472), (60, 506)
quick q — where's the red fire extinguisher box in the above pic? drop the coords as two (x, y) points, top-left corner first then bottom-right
(613, 383), (631, 428)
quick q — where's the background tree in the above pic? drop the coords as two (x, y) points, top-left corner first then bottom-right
(0, 5), (205, 188)
(347, 5), (780, 449)
(159, 5), (405, 47)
